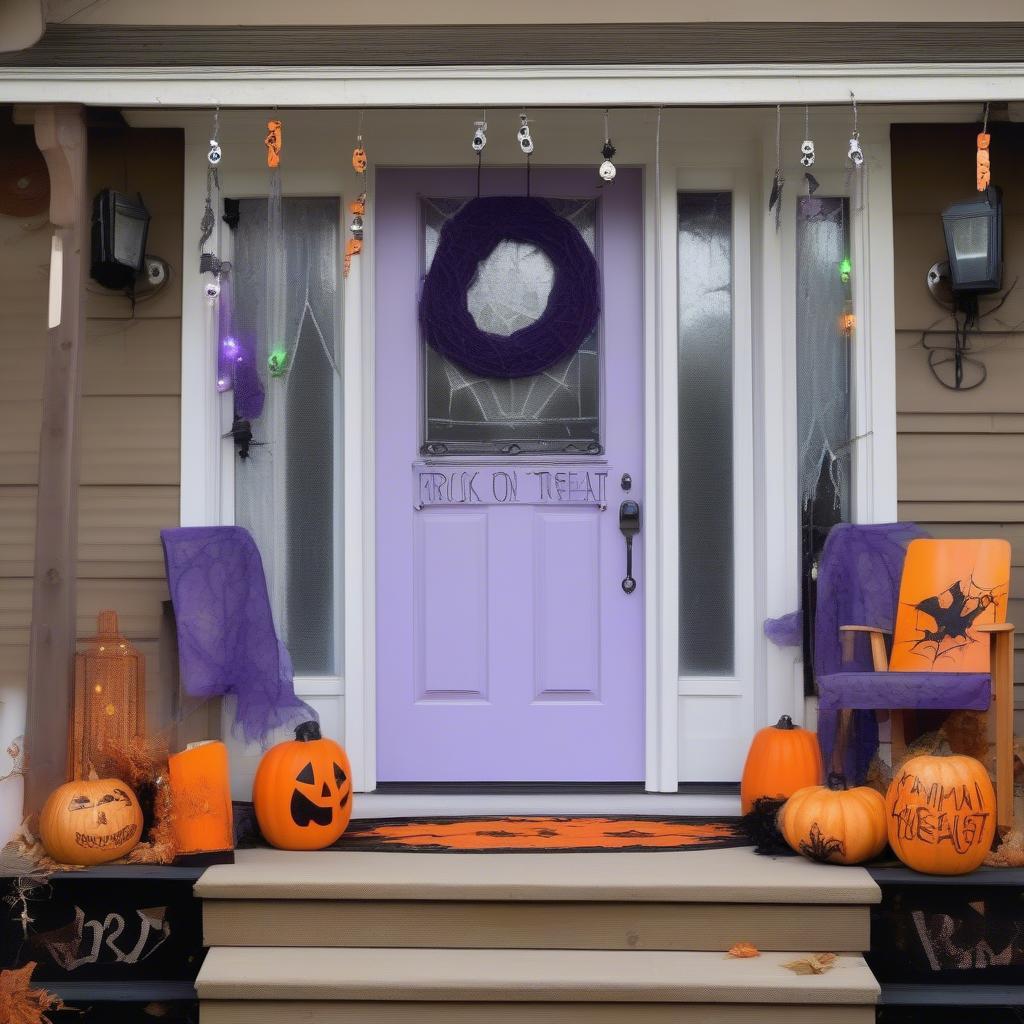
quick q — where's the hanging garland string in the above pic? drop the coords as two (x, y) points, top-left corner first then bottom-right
(419, 195), (600, 379)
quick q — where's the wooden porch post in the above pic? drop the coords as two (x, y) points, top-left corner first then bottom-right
(23, 104), (88, 815)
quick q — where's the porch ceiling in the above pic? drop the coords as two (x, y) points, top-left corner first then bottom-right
(6, 22), (1024, 68)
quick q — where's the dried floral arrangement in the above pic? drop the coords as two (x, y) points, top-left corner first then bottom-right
(0, 962), (64, 1024)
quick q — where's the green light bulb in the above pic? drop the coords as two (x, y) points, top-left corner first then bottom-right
(839, 258), (852, 285)
(268, 349), (288, 377)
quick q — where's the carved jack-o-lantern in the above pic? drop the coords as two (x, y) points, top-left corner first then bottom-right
(39, 775), (143, 865)
(252, 721), (353, 850)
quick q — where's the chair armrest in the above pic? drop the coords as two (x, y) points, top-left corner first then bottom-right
(976, 622), (1015, 634)
(839, 625), (890, 672)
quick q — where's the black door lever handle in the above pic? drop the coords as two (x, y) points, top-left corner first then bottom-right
(618, 499), (641, 594)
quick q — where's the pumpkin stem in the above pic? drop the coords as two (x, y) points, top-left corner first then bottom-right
(295, 720), (322, 742)
(826, 772), (849, 791)
(774, 715), (796, 730)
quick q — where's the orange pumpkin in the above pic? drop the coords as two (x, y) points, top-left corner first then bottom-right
(253, 721), (353, 850)
(740, 715), (822, 814)
(40, 775), (143, 865)
(886, 753), (995, 875)
(779, 773), (887, 865)
(352, 147), (367, 173)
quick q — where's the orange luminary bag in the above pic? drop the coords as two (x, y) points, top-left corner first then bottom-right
(889, 539), (1010, 673)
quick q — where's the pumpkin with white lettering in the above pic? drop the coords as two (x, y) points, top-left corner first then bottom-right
(885, 753), (995, 875)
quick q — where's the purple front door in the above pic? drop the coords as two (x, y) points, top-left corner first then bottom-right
(375, 167), (644, 782)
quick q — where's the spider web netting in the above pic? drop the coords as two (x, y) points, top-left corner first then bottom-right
(422, 196), (600, 454)
(232, 196), (341, 675)
(796, 196), (852, 524)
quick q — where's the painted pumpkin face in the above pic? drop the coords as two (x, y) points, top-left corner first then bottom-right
(252, 721), (353, 850)
(40, 777), (143, 866)
(351, 147), (367, 173)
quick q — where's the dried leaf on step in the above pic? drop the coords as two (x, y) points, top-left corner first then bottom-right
(727, 942), (761, 958)
(782, 953), (837, 975)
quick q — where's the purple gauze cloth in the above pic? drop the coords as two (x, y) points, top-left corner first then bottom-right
(161, 526), (317, 744)
(765, 522), (928, 782)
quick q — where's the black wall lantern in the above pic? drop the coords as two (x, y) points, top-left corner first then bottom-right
(942, 185), (1003, 295)
(90, 189), (151, 290)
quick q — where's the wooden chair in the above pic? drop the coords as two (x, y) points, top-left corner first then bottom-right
(827, 538), (1015, 830)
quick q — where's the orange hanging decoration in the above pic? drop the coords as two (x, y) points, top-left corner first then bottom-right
(344, 237), (363, 278)
(352, 147), (367, 173)
(265, 119), (283, 169)
(977, 132), (991, 191)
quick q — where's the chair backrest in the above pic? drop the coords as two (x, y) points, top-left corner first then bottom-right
(890, 538), (1011, 673)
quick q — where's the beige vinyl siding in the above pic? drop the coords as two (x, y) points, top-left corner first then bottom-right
(0, 120), (183, 753)
(892, 123), (1024, 726)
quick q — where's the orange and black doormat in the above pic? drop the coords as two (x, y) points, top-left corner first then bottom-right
(335, 815), (747, 853)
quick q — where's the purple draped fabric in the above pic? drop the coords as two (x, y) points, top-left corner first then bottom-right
(818, 673), (991, 712)
(161, 526), (316, 743)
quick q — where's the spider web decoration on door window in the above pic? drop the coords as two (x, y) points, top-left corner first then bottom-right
(422, 196), (601, 455)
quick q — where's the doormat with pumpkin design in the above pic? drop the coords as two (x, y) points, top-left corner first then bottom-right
(333, 816), (747, 853)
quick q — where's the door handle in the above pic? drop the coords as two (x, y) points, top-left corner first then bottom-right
(618, 500), (641, 594)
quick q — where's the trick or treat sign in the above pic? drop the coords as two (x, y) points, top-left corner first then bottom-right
(413, 463), (611, 510)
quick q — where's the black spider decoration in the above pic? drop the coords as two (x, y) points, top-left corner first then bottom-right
(223, 416), (266, 460)
(798, 823), (845, 863)
(906, 576), (1000, 665)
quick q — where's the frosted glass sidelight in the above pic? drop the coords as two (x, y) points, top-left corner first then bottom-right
(678, 192), (734, 676)
(233, 197), (341, 675)
(422, 196), (600, 455)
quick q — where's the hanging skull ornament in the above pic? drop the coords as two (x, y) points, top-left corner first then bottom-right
(204, 279), (221, 299)
(517, 114), (534, 155)
(207, 139), (223, 166)
(800, 139), (816, 168)
(472, 120), (488, 154)
(848, 133), (865, 168)
(599, 140), (617, 182)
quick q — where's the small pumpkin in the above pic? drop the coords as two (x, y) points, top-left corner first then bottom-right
(351, 147), (367, 173)
(39, 774), (143, 865)
(253, 720), (353, 850)
(886, 752), (995, 875)
(740, 715), (822, 814)
(779, 773), (887, 865)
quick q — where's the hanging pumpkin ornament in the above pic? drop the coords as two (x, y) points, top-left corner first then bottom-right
(977, 105), (992, 192)
(40, 773), (144, 865)
(778, 774), (887, 865)
(740, 715), (822, 814)
(598, 109), (617, 183)
(345, 114), (368, 279)
(886, 752), (995, 875)
(265, 119), (282, 169)
(253, 721), (353, 850)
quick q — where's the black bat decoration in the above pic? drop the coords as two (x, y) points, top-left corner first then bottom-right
(907, 577), (999, 665)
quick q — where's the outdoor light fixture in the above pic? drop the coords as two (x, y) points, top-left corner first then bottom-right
(941, 185), (1003, 295)
(90, 188), (151, 290)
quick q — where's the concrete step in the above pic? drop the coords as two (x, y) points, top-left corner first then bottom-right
(196, 947), (879, 1024)
(203, 897), (869, 951)
(196, 846), (880, 904)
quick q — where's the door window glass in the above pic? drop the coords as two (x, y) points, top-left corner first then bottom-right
(678, 192), (734, 676)
(422, 197), (600, 455)
(233, 196), (341, 675)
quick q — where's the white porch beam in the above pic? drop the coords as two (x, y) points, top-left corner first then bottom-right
(2, 63), (1024, 108)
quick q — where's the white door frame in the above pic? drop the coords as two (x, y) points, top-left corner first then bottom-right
(127, 101), (906, 793)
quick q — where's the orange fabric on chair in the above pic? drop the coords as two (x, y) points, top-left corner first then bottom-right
(889, 539), (1010, 673)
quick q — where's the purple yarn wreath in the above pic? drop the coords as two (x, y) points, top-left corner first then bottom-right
(419, 196), (600, 379)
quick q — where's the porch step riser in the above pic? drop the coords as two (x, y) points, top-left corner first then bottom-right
(203, 899), (869, 952)
(200, 1002), (876, 1024)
